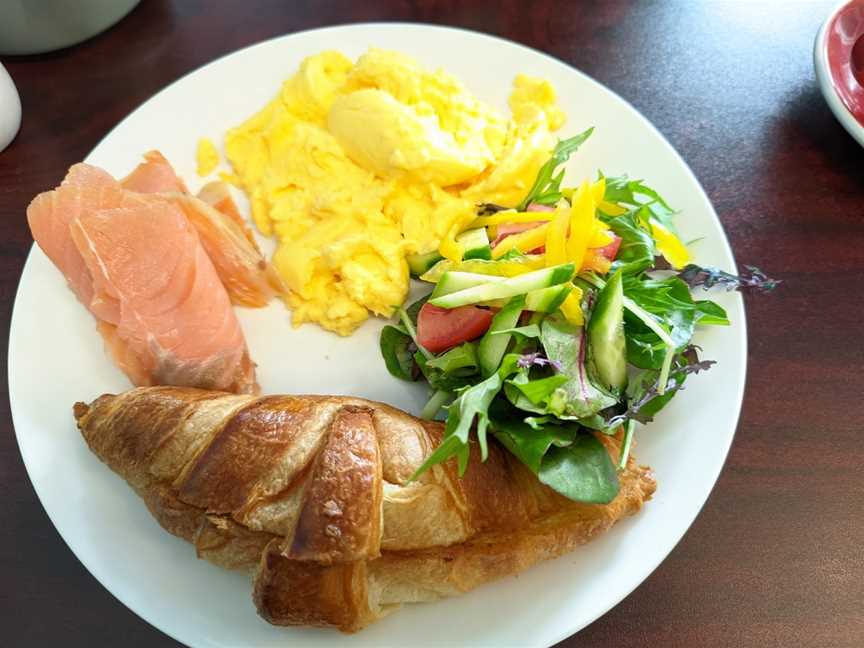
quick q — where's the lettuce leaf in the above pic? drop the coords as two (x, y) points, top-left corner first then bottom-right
(540, 315), (618, 417)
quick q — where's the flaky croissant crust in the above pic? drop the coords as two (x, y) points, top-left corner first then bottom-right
(75, 386), (655, 632)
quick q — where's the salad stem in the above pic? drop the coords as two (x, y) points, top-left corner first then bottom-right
(657, 346), (675, 395)
(398, 306), (434, 360)
(420, 389), (451, 420)
(618, 419), (636, 469)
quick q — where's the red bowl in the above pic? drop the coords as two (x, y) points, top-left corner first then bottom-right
(815, 0), (864, 144)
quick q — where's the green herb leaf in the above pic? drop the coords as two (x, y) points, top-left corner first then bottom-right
(602, 174), (672, 209)
(489, 324), (542, 339)
(538, 434), (620, 504)
(603, 174), (675, 221)
(601, 209), (656, 275)
(518, 128), (594, 210)
(411, 355), (521, 479)
(506, 373), (570, 406)
(622, 275), (728, 369)
(415, 351), (478, 391)
(425, 342), (479, 373)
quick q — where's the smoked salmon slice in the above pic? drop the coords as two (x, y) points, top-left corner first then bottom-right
(27, 163), (257, 394)
(121, 150), (189, 194)
(165, 194), (285, 308)
(27, 164), (125, 311)
(197, 181), (248, 231)
(121, 152), (283, 307)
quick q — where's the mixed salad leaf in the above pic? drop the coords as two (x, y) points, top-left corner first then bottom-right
(380, 128), (778, 504)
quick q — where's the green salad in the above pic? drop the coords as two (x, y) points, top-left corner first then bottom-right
(379, 128), (777, 504)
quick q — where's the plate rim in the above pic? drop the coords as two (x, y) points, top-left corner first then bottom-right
(8, 21), (748, 647)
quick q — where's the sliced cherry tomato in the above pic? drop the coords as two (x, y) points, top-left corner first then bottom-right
(417, 303), (494, 353)
(594, 232), (622, 261)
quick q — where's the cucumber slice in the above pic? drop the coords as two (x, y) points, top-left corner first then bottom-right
(480, 284), (572, 312)
(407, 250), (443, 277)
(420, 255), (545, 283)
(430, 271), (506, 299)
(478, 295), (525, 376)
(587, 269), (627, 391)
(456, 227), (492, 260)
(429, 263), (575, 309)
(525, 284), (572, 313)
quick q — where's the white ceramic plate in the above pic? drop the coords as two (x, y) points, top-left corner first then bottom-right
(9, 23), (746, 648)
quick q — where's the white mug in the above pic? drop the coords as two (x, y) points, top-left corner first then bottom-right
(0, 63), (21, 152)
(0, 0), (140, 55)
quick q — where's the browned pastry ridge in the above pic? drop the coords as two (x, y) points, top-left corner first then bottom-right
(74, 386), (656, 632)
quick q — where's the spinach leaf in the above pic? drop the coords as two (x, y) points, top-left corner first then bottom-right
(540, 315), (618, 418)
(492, 416), (577, 473)
(538, 434), (620, 504)
(379, 325), (418, 381)
(518, 128), (594, 210)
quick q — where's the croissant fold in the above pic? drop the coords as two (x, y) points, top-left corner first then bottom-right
(74, 386), (655, 632)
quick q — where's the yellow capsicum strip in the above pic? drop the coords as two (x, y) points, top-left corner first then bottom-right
(471, 211), (556, 227)
(649, 218), (691, 268)
(591, 177), (606, 202)
(559, 289), (584, 325)
(598, 201), (627, 216)
(439, 224), (465, 262)
(545, 205), (570, 266)
(589, 225), (614, 248)
(491, 223), (549, 258)
(566, 181), (595, 271)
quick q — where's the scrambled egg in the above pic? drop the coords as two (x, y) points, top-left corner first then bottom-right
(196, 138), (219, 176)
(225, 49), (565, 335)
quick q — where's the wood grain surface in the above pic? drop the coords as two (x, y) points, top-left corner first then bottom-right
(2, 1), (862, 646)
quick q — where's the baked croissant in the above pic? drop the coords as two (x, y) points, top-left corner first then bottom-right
(74, 386), (656, 632)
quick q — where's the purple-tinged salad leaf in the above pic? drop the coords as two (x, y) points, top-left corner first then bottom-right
(517, 352), (562, 371)
(610, 346), (716, 426)
(677, 264), (781, 293)
(539, 315), (617, 418)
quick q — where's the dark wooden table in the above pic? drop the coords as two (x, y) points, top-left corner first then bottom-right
(2, 1), (862, 646)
